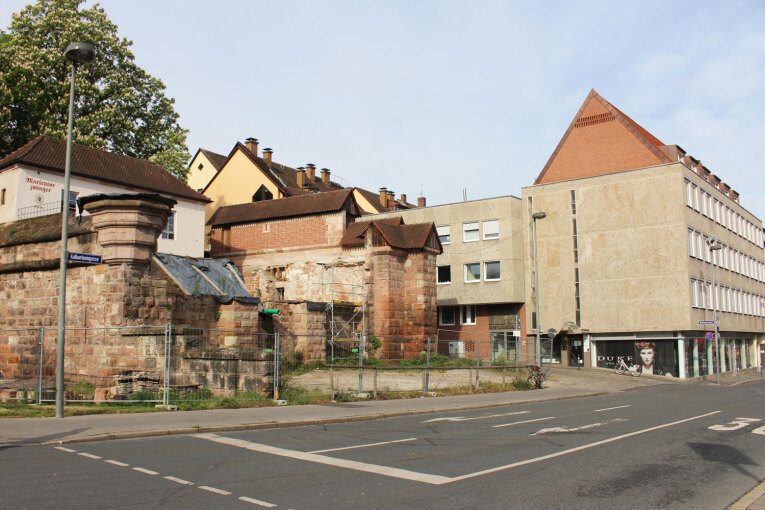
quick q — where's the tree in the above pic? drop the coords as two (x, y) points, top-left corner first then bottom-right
(0, 0), (190, 179)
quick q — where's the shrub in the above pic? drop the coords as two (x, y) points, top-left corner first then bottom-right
(513, 379), (533, 390)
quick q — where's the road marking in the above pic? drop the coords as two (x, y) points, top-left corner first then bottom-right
(594, 405), (631, 412)
(194, 433), (452, 485)
(164, 476), (193, 485)
(531, 418), (627, 435)
(450, 410), (721, 483)
(493, 416), (555, 428)
(105, 460), (129, 467)
(77, 452), (102, 459)
(709, 417), (761, 431)
(195, 412), (720, 485)
(200, 486), (232, 495)
(309, 437), (417, 453)
(753, 425), (765, 435)
(424, 411), (530, 423)
(133, 467), (159, 475)
(239, 496), (277, 507)
(54, 447), (77, 453)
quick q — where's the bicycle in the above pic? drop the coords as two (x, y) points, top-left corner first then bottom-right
(613, 357), (641, 377)
(527, 364), (545, 388)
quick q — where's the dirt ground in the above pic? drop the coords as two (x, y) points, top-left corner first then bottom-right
(287, 365), (666, 394)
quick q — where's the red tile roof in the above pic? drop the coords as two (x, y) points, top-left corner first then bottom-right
(199, 149), (227, 171)
(208, 188), (356, 227)
(0, 136), (210, 203)
(341, 218), (440, 251)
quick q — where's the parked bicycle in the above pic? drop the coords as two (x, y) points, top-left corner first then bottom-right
(613, 357), (641, 377)
(527, 364), (545, 388)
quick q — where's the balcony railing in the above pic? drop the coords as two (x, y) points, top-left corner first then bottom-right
(16, 200), (72, 220)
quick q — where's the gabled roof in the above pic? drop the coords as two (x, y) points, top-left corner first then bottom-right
(202, 142), (345, 196)
(340, 217), (440, 252)
(208, 188), (356, 227)
(0, 136), (210, 203)
(198, 149), (227, 171)
(534, 89), (672, 185)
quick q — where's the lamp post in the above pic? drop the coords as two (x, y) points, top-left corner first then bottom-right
(532, 211), (547, 367)
(56, 42), (95, 418)
(708, 237), (722, 385)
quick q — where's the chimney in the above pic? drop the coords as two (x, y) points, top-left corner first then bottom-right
(387, 191), (395, 206)
(296, 167), (306, 188)
(321, 168), (330, 184)
(417, 196), (426, 208)
(400, 193), (407, 204)
(379, 187), (388, 208)
(306, 163), (316, 182)
(245, 137), (258, 155)
(263, 147), (273, 167)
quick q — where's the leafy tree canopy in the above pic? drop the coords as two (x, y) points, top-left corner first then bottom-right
(0, 0), (190, 179)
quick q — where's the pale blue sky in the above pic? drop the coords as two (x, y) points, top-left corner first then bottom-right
(3, 0), (765, 220)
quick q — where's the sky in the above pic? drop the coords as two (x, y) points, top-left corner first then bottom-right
(2, 0), (765, 220)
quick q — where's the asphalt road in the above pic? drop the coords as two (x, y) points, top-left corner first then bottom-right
(2, 381), (764, 509)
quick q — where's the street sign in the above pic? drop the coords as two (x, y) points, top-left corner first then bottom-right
(67, 252), (101, 264)
(698, 320), (716, 325)
(705, 332), (714, 340)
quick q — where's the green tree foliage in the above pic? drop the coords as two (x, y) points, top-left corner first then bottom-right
(0, 0), (190, 179)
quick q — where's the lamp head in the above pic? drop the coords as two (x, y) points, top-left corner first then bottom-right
(532, 211), (547, 220)
(65, 42), (96, 64)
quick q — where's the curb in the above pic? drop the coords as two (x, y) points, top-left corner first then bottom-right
(728, 479), (765, 509)
(38, 390), (609, 446)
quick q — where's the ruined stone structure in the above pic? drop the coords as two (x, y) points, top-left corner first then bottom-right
(208, 189), (442, 361)
(0, 194), (269, 397)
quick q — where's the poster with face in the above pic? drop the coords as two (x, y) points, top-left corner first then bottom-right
(596, 340), (678, 377)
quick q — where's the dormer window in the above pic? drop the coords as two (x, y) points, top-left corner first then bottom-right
(252, 185), (273, 202)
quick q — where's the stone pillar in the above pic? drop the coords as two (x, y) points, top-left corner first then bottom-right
(707, 341), (714, 375)
(81, 194), (177, 265)
(692, 339), (699, 378)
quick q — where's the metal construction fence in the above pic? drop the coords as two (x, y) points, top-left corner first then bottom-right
(0, 326), (549, 405)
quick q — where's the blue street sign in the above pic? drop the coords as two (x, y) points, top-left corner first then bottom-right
(67, 252), (102, 264)
(698, 320), (716, 325)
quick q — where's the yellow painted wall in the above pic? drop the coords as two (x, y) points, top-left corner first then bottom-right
(187, 152), (220, 193)
(352, 190), (383, 214)
(204, 149), (283, 224)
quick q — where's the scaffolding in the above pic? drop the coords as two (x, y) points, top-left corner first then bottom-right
(319, 262), (366, 361)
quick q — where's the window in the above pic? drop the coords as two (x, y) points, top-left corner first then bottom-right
(463, 222), (479, 242)
(161, 212), (176, 240)
(61, 189), (78, 211)
(436, 225), (450, 245)
(437, 265), (451, 284)
(691, 183), (699, 210)
(1, 188), (5, 205)
(690, 280), (698, 307)
(687, 228), (695, 257)
(484, 261), (501, 281)
(438, 306), (455, 326)
(482, 219), (499, 240)
(460, 305), (476, 325)
(252, 185), (273, 202)
(685, 179), (693, 207)
(464, 263), (480, 282)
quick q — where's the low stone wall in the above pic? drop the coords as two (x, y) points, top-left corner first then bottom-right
(173, 348), (273, 395)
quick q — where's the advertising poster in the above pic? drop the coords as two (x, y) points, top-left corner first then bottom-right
(596, 340), (677, 377)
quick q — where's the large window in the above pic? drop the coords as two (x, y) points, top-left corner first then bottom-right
(484, 261), (501, 281)
(482, 219), (499, 240)
(436, 225), (450, 245)
(438, 306), (455, 326)
(437, 265), (451, 284)
(463, 222), (479, 242)
(161, 212), (176, 240)
(464, 263), (480, 282)
(460, 305), (476, 325)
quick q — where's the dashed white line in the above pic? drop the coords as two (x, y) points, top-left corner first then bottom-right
(164, 476), (193, 485)
(493, 416), (555, 428)
(424, 411), (530, 423)
(239, 496), (277, 507)
(132, 467), (159, 475)
(54, 446), (77, 453)
(309, 437), (417, 453)
(199, 486), (232, 495)
(78, 452), (102, 459)
(594, 405), (631, 412)
(105, 460), (129, 467)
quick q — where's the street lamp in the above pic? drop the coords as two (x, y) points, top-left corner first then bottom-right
(56, 42), (95, 418)
(707, 237), (722, 385)
(532, 211), (547, 366)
